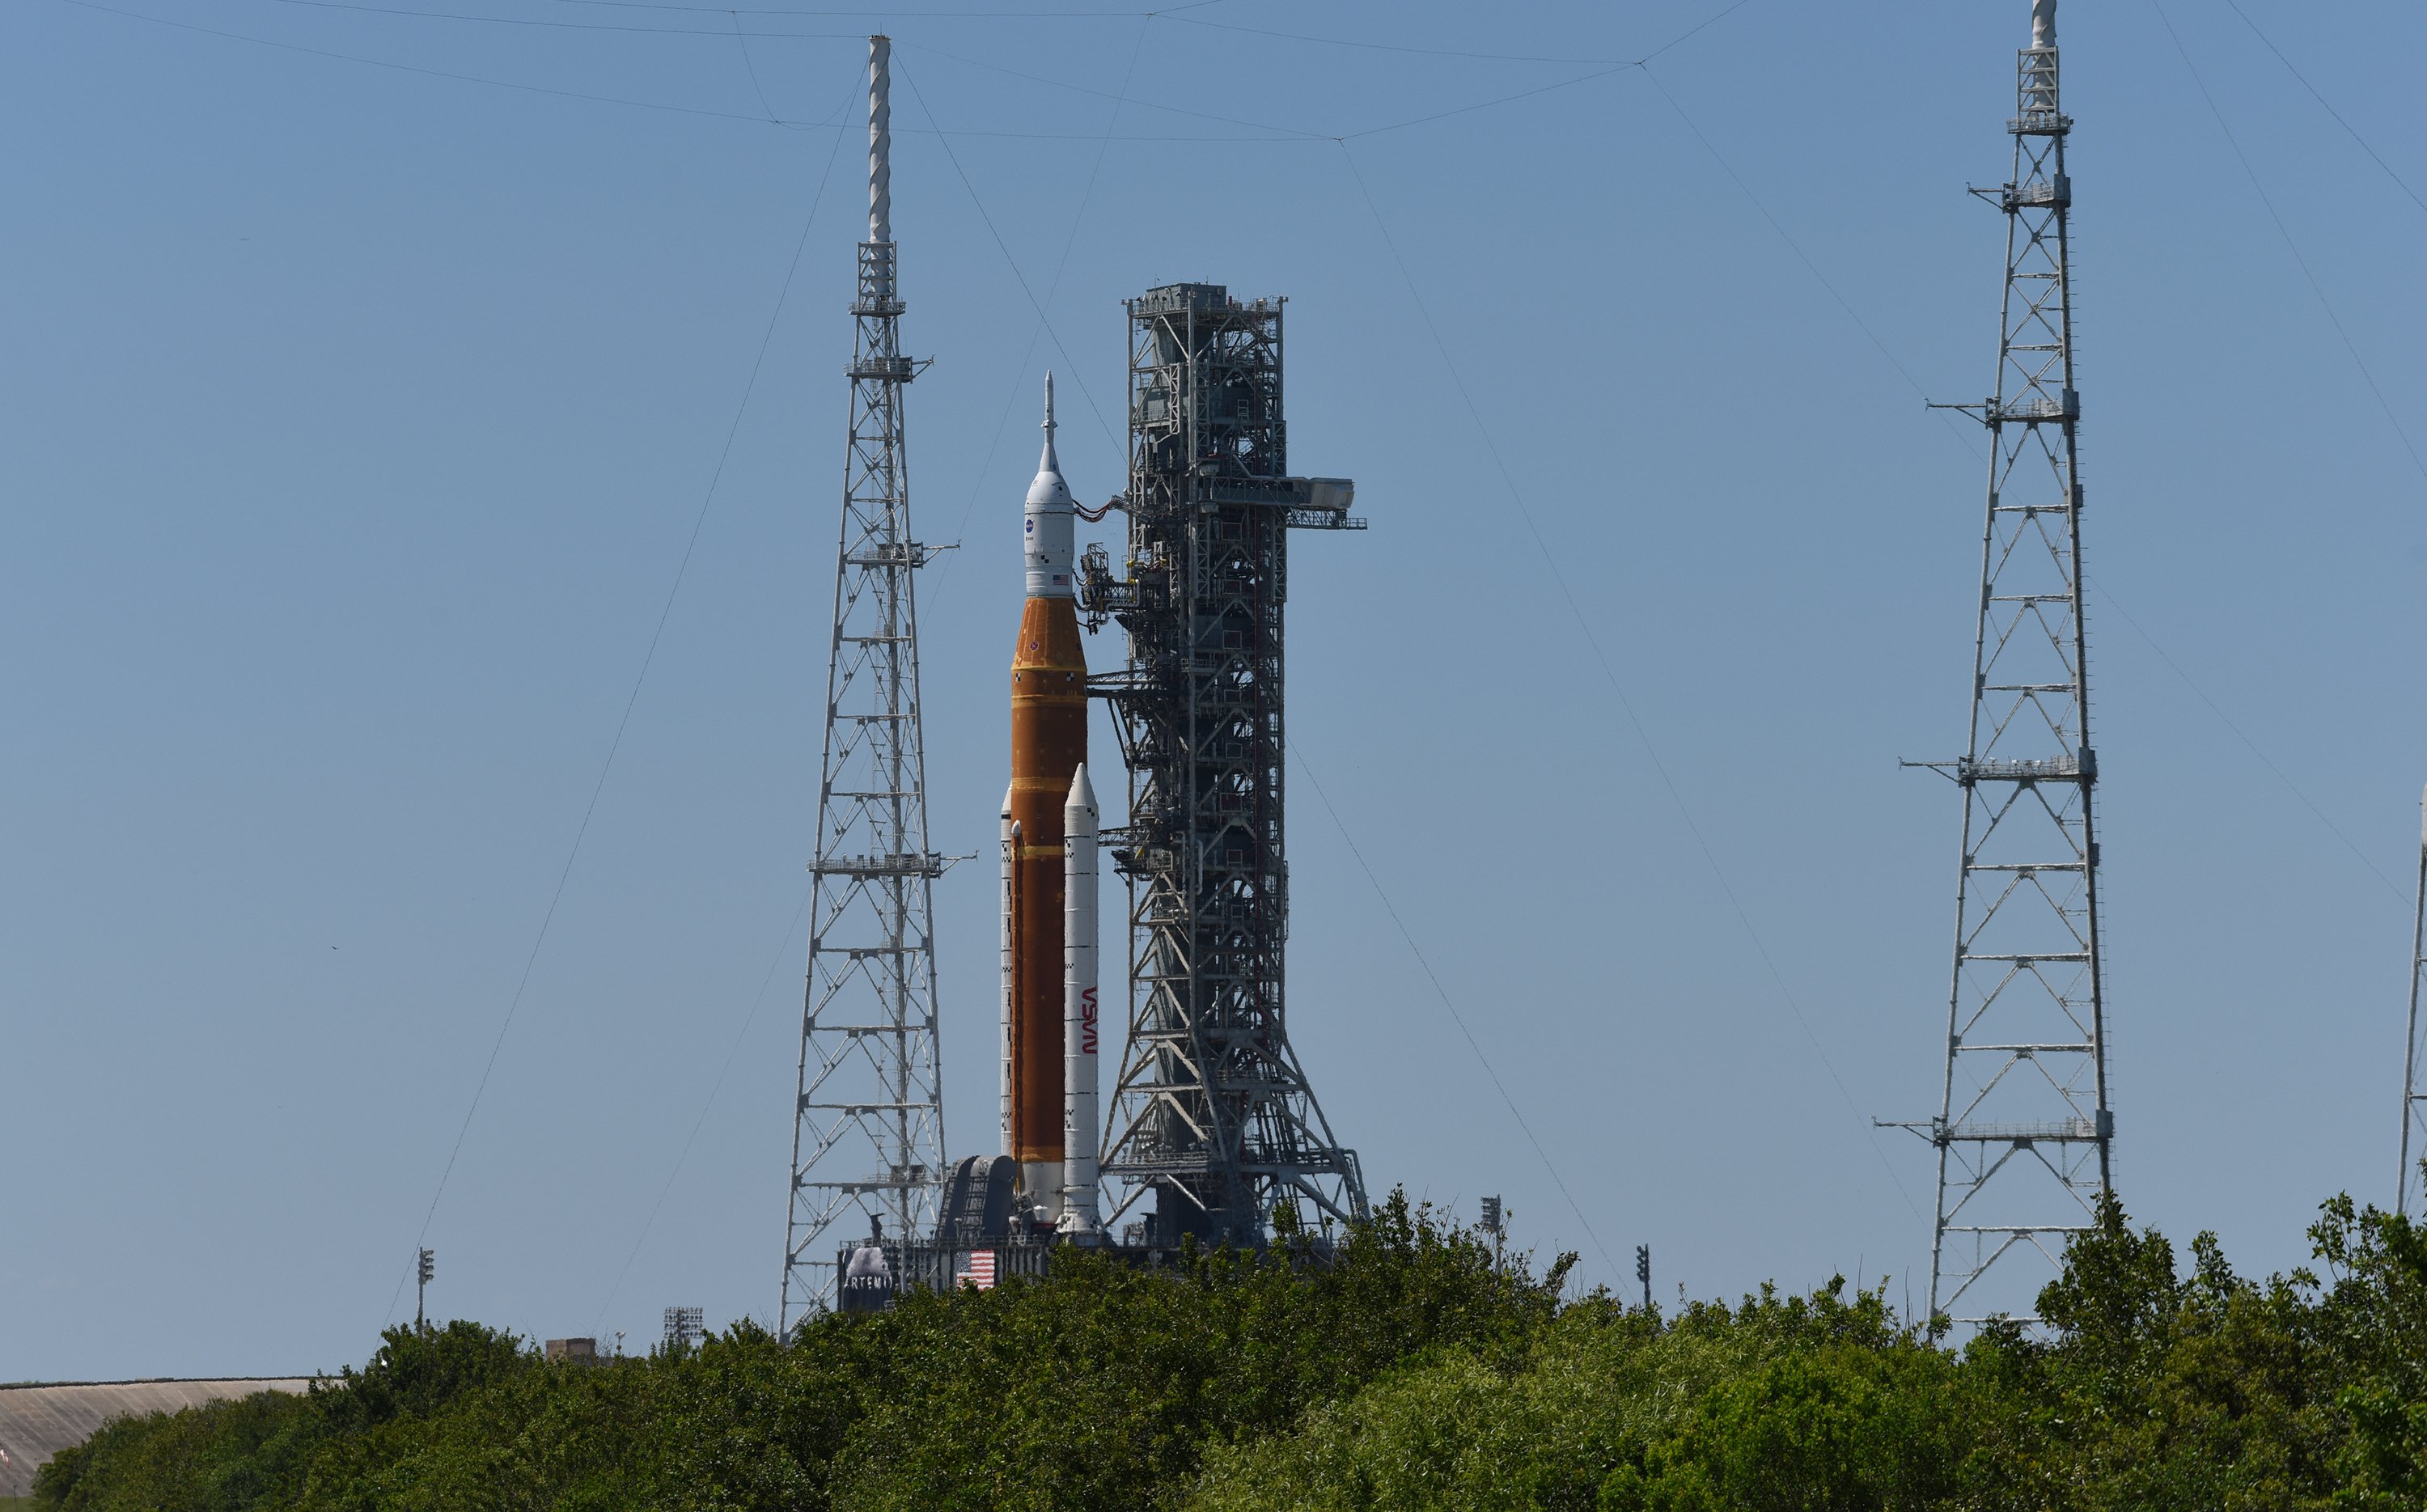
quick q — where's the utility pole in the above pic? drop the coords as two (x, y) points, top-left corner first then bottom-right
(2399, 786), (2427, 1213)
(1887, 0), (2112, 1329)
(781, 34), (947, 1334)
(415, 1247), (434, 1335)
(1636, 1245), (1650, 1314)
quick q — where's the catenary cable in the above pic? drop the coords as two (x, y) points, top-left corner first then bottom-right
(934, 15), (1151, 579)
(278, 0), (1227, 32)
(904, 27), (1730, 146)
(593, 883), (817, 1332)
(1162, 12), (1634, 65)
(1335, 0), (1756, 141)
(1632, 17), (2407, 920)
(1163, 0), (1751, 74)
(551, 0), (1225, 15)
(1339, 61), (1637, 142)
(1640, 66), (1983, 465)
(898, 0), (1809, 1280)
(1335, 136), (1925, 1225)
(1637, 24), (2418, 954)
(65, 0), (848, 127)
(2216, 0), (2427, 219)
(70, 0), (1758, 146)
(1292, 746), (1621, 1281)
(901, 39), (1318, 140)
(2088, 576), (2409, 908)
(730, 11), (782, 123)
(104, 0), (2408, 1298)
(71, 0), (1267, 139)
(2149, 0), (2427, 487)
(892, 51), (1122, 447)
(1634, 16), (2423, 1176)
(893, 0), (1773, 413)
(597, 18), (1144, 1330)
(252, 0), (1761, 146)
(379, 70), (859, 1328)
(258, 0), (864, 39)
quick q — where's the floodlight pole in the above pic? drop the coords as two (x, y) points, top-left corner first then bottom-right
(2399, 786), (2427, 1213)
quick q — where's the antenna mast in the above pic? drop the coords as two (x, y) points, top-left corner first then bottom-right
(781, 34), (947, 1332)
(2399, 786), (2427, 1213)
(1891, 0), (2113, 1328)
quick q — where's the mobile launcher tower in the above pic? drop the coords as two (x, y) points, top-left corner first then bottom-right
(1080, 283), (1371, 1247)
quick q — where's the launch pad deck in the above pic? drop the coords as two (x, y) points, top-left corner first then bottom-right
(833, 1234), (1340, 1314)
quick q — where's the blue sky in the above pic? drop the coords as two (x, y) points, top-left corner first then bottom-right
(5, 0), (2425, 1378)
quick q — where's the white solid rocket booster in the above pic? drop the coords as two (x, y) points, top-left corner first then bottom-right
(1000, 790), (1018, 1166)
(1060, 763), (1100, 1236)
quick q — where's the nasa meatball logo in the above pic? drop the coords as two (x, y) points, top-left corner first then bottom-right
(1025, 517), (1035, 537)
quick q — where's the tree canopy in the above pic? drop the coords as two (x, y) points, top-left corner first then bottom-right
(35, 1188), (2427, 1510)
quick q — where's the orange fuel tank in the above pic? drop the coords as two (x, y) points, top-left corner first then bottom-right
(1010, 597), (1085, 1190)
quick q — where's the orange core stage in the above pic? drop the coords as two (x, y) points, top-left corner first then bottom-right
(1009, 595), (1086, 1174)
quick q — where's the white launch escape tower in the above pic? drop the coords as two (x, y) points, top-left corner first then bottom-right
(1891, 0), (2115, 1328)
(782, 36), (949, 1332)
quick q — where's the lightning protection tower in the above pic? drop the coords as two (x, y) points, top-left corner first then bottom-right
(1080, 282), (1370, 1246)
(781, 35), (947, 1335)
(1891, 0), (2113, 1328)
(2399, 786), (2427, 1213)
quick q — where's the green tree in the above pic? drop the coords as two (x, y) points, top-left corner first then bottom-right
(40, 1187), (2427, 1512)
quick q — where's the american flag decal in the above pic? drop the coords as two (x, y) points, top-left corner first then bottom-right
(956, 1250), (998, 1290)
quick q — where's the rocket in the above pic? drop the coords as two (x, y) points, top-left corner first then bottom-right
(1061, 762), (1100, 1237)
(1003, 375), (1088, 1221)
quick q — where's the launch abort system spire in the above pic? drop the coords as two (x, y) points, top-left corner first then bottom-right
(1081, 283), (1370, 1246)
(781, 34), (947, 1332)
(1889, 0), (2113, 1328)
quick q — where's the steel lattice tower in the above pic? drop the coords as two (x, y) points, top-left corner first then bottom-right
(781, 36), (946, 1332)
(1892, 0), (2113, 1327)
(2398, 787), (2427, 1213)
(1079, 284), (1369, 1246)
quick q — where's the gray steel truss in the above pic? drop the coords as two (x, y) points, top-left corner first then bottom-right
(1891, 20), (2113, 1328)
(2399, 790), (2427, 1213)
(1078, 282), (1370, 1247)
(781, 36), (947, 1335)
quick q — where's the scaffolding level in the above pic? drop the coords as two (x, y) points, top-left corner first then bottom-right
(1888, 0), (2114, 1328)
(781, 35), (948, 1333)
